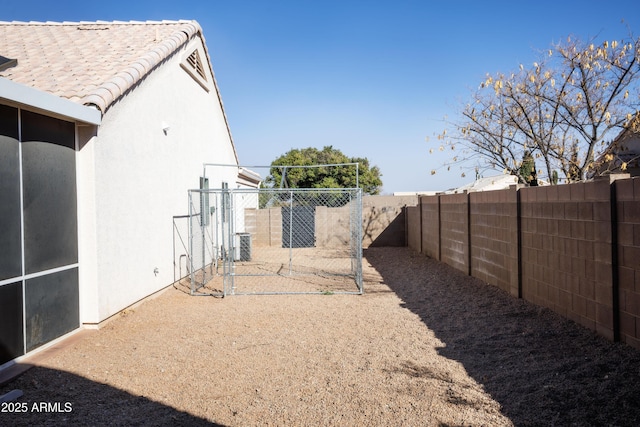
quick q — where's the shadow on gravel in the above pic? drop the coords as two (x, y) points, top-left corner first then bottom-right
(365, 247), (640, 427)
(0, 365), (222, 426)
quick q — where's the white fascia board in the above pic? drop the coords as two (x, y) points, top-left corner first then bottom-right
(0, 78), (101, 125)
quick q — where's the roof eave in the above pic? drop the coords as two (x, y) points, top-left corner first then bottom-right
(0, 77), (101, 125)
(81, 21), (200, 114)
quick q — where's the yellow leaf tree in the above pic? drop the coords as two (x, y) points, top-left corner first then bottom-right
(433, 30), (640, 184)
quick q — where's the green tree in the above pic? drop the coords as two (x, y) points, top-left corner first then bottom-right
(519, 150), (537, 185)
(264, 146), (383, 195)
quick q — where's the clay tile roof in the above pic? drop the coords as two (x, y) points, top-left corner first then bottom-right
(0, 20), (203, 113)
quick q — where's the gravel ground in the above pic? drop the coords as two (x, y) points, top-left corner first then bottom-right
(2, 247), (640, 426)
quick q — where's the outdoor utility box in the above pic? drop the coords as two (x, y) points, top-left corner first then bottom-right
(234, 232), (252, 261)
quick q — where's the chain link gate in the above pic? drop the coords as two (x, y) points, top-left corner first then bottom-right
(187, 187), (363, 296)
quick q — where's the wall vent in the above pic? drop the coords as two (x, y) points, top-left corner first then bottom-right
(186, 49), (207, 81)
(180, 48), (210, 92)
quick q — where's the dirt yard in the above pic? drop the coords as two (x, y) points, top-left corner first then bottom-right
(2, 247), (640, 426)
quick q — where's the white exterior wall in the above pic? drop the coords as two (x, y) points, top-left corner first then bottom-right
(78, 36), (238, 324)
(76, 126), (99, 325)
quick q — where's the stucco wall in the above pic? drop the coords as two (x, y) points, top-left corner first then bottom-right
(362, 195), (418, 247)
(78, 36), (239, 324)
(246, 195), (418, 249)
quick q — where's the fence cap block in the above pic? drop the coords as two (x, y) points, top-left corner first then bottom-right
(557, 183), (572, 201)
(615, 176), (635, 201)
(545, 185), (559, 201)
(598, 173), (631, 184)
(570, 182), (586, 200)
(520, 187), (534, 202)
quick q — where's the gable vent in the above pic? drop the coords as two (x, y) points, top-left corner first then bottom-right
(187, 49), (207, 81)
(181, 48), (210, 92)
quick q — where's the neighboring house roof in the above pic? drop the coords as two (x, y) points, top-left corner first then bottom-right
(393, 191), (439, 196)
(444, 174), (519, 194)
(590, 123), (640, 178)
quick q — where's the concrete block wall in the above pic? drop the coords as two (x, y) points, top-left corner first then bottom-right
(246, 195), (418, 249)
(406, 205), (421, 253)
(520, 181), (614, 340)
(616, 177), (640, 348)
(469, 188), (519, 297)
(247, 208), (282, 247)
(421, 196), (440, 260)
(439, 193), (470, 275)
(249, 206), (351, 248)
(409, 177), (640, 349)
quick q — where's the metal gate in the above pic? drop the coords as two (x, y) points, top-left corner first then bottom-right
(186, 187), (363, 295)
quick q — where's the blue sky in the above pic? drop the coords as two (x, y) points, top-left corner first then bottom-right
(3, 1), (639, 193)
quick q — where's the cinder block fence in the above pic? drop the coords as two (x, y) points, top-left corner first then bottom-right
(406, 177), (640, 349)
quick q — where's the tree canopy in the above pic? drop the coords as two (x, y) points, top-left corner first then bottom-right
(264, 146), (383, 195)
(431, 30), (640, 184)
